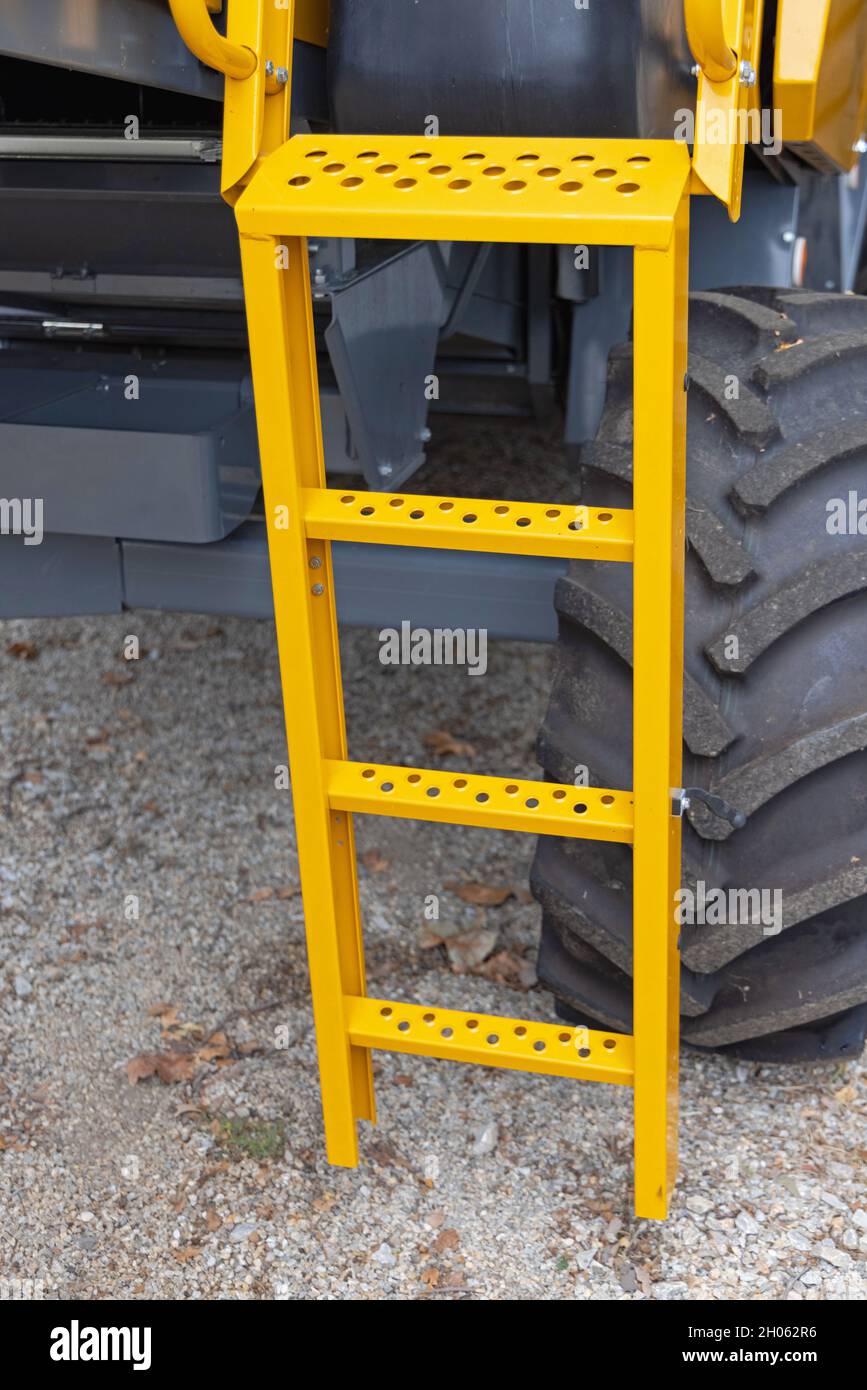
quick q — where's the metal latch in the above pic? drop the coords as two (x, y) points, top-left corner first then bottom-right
(672, 786), (747, 830)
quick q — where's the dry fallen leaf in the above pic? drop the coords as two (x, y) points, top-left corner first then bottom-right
(420, 1266), (440, 1289)
(171, 1246), (202, 1263)
(444, 880), (532, 907)
(102, 669), (135, 686)
(148, 1002), (177, 1019)
(423, 729), (476, 759)
(774, 337), (804, 352)
(125, 1054), (161, 1086)
(197, 1032), (232, 1064)
(125, 1049), (197, 1086)
(205, 1209), (221, 1232)
(433, 1228), (460, 1254)
(362, 848), (390, 873)
(472, 948), (537, 991)
(6, 641), (38, 660)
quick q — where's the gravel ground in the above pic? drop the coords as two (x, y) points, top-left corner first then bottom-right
(0, 423), (865, 1301)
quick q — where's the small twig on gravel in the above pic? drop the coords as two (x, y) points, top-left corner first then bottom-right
(3, 769), (24, 818)
(201, 997), (289, 1046)
(58, 804), (102, 831)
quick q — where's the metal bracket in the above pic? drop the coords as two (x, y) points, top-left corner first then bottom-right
(169, 0), (295, 199)
(686, 0), (765, 221)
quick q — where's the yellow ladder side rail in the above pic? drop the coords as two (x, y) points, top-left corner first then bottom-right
(240, 231), (374, 1160)
(632, 201), (690, 1219)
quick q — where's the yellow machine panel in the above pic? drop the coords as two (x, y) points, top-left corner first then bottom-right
(775, 0), (867, 172)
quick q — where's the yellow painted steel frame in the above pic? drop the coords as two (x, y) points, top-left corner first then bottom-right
(171, 0), (697, 1221)
(235, 159), (689, 1219)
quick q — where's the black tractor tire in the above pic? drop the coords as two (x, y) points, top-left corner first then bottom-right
(532, 288), (867, 1063)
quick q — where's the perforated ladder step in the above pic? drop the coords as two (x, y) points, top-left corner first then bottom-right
(327, 760), (633, 843)
(304, 487), (633, 561)
(346, 997), (635, 1086)
(236, 134), (691, 247)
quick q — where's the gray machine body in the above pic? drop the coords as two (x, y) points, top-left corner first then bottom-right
(0, 3), (865, 635)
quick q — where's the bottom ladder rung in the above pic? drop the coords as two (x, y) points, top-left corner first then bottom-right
(345, 996), (634, 1086)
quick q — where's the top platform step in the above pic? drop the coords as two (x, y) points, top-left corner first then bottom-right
(236, 135), (691, 248)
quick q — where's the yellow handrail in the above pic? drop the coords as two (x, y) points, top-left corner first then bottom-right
(168, 0), (257, 79)
(685, 0), (739, 83)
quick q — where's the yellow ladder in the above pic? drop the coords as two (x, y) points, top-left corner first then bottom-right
(170, 0), (755, 1220)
